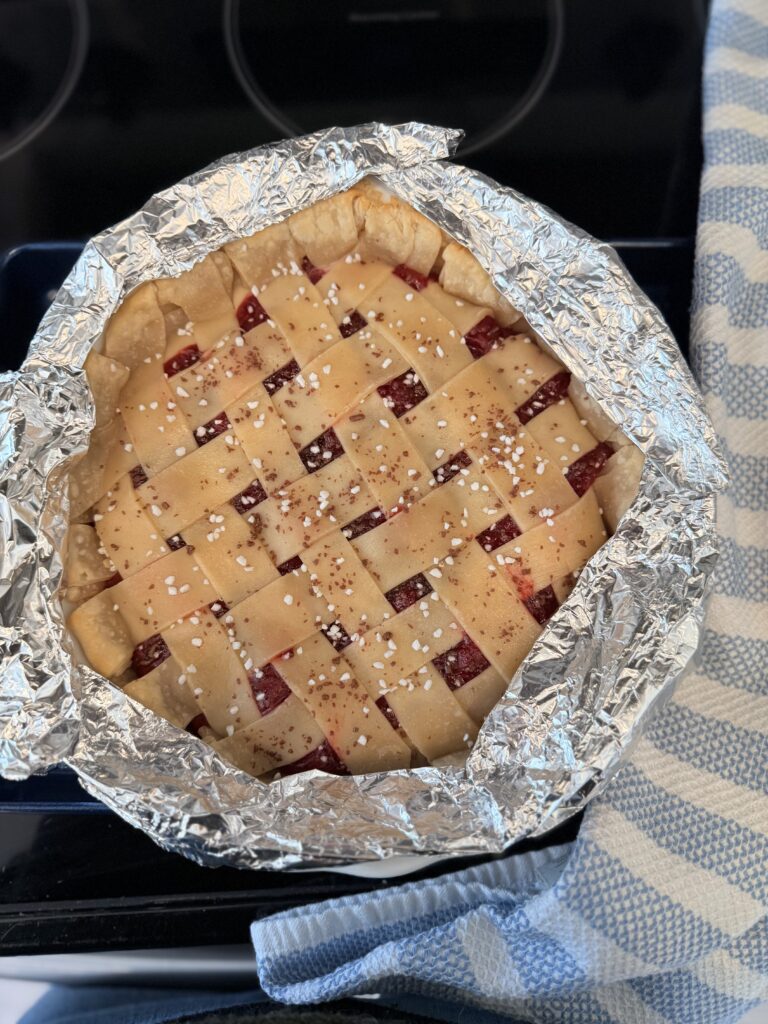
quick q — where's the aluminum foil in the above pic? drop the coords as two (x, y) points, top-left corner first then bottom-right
(0, 122), (728, 869)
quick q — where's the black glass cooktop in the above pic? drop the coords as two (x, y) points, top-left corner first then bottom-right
(0, 768), (583, 957)
(0, 0), (703, 959)
(0, 0), (705, 249)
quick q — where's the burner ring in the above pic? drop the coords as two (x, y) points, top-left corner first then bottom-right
(0, 0), (90, 165)
(459, 0), (564, 157)
(222, 0), (302, 139)
(222, 0), (564, 158)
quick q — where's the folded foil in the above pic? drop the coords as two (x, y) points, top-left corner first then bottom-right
(0, 123), (728, 869)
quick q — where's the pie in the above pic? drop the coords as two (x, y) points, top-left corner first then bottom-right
(62, 183), (641, 780)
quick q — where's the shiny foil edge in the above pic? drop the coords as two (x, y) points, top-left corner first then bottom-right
(0, 122), (725, 869)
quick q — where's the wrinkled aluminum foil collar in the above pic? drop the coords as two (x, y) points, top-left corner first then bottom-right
(0, 123), (727, 869)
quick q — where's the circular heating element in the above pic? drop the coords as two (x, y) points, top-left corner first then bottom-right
(223, 0), (564, 157)
(0, 0), (89, 164)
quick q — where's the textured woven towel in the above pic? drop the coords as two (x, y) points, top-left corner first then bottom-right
(251, 3), (768, 1021)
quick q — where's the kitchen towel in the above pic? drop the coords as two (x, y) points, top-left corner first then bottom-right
(251, 1), (768, 1021)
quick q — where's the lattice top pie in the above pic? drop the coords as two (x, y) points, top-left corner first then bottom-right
(63, 184), (640, 780)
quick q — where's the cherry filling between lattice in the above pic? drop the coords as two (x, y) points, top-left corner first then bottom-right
(66, 193), (621, 782)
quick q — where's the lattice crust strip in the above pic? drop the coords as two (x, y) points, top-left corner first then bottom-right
(65, 184), (634, 781)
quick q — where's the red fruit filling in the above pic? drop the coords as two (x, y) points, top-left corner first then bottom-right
(194, 411), (230, 447)
(566, 441), (614, 497)
(524, 585), (559, 626)
(185, 713), (210, 738)
(164, 344), (201, 378)
(464, 316), (507, 359)
(342, 507), (385, 540)
(515, 371), (571, 424)
(434, 450), (472, 486)
(249, 663), (292, 716)
(433, 635), (490, 690)
(263, 358), (301, 396)
(377, 369), (428, 418)
(236, 293), (268, 333)
(385, 572), (433, 613)
(209, 599), (229, 618)
(321, 620), (352, 651)
(511, 571), (535, 603)
(339, 309), (368, 338)
(280, 740), (349, 778)
(299, 427), (344, 474)
(393, 264), (429, 291)
(129, 464), (148, 488)
(131, 633), (170, 678)
(165, 533), (186, 551)
(301, 255), (326, 285)
(277, 555), (303, 576)
(375, 696), (401, 731)
(476, 514), (521, 553)
(231, 479), (267, 515)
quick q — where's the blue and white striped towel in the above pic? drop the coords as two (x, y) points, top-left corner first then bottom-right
(251, 3), (768, 1021)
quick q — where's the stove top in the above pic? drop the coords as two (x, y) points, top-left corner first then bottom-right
(1, 0), (705, 248)
(0, 765), (582, 957)
(0, 0), (704, 959)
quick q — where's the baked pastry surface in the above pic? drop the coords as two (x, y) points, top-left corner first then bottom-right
(64, 185), (639, 780)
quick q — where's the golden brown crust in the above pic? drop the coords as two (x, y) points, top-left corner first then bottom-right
(594, 445), (644, 531)
(84, 352), (130, 428)
(439, 242), (522, 326)
(354, 185), (442, 274)
(123, 660), (200, 731)
(63, 524), (115, 590)
(289, 191), (361, 266)
(224, 221), (300, 295)
(103, 282), (165, 370)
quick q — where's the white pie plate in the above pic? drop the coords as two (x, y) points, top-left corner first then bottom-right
(312, 853), (455, 878)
